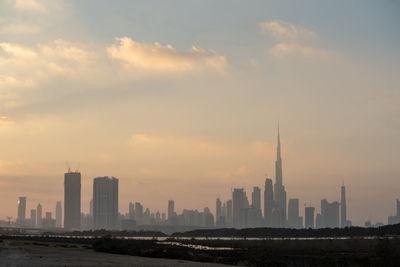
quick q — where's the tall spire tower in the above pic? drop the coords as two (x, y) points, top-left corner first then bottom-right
(273, 124), (287, 227)
(275, 124), (283, 186)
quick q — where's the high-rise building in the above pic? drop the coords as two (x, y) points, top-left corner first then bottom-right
(168, 200), (175, 220)
(89, 199), (93, 217)
(216, 198), (223, 227)
(226, 199), (233, 226)
(252, 187), (261, 211)
(274, 127), (287, 227)
(397, 199), (400, 218)
(128, 202), (135, 220)
(250, 187), (262, 227)
(93, 176), (119, 230)
(232, 188), (248, 228)
(321, 199), (340, 228)
(30, 209), (36, 228)
(264, 178), (274, 227)
(36, 203), (42, 227)
(56, 201), (62, 228)
(64, 171), (81, 230)
(135, 202), (143, 224)
(17, 197), (27, 226)
(288, 198), (302, 228)
(340, 184), (347, 228)
(216, 198), (222, 221)
(305, 206), (315, 228)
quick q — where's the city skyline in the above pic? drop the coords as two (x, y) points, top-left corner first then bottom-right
(3, 128), (399, 228)
(0, 0), (400, 226)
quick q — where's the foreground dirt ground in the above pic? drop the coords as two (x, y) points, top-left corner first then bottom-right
(0, 240), (233, 267)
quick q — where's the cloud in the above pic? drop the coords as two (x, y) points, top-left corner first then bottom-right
(259, 20), (333, 60)
(269, 42), (332, 59)
(107, 37), (227, 73)
(13, 0), (46, 12)
(0, 23), (40, 34)
(0, 37), (229, 111)
(0, 40), (97, 110)
(259, 20), (317, 42)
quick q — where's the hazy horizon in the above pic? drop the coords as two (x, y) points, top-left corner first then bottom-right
(0, 0), (399, 226)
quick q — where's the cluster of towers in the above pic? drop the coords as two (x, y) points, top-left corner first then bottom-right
(16, 197), (62, 229)
(64, 172), (119, 230)
(214, 129), (352, 229)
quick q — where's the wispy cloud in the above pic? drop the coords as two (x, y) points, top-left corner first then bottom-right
(0, 23), (40, 34)
(259, 20), (317, 42)
(13, 0), (46, 12)
(259, 20), (332, 59)
(269, 42), (332, 59)
(108, 37), (227, 73)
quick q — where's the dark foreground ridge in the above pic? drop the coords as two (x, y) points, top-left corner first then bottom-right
(1, 235), (400, 266)
(0, 225), (400, 267)
(172, 223), (400, 238)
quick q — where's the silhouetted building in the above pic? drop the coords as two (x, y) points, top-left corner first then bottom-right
(42, 212), (56, 229)
(264, 178), (274, 227)
(168, 200), (175, 222)
(388, 199), (400, 225)
(288, 198), (302, 228)
(36, 203), (42, 227)
(321, 199), (340, 228)
(274, 127), (287, 227)
(232, 188), (248, 228)
(397, 199), (400, 218)
(341, 184), (350, 227)
(93, 176), (119, 230)
(128, 202), (135, 220)
(30, 209), (36, 228)
(56, 201), (62, 228)
(17, 197), (26, 226)
(216, 198), (224, 227)
(64, 171), (81, 230)
(135, 202), (143, 224)
(249, 187), (262, 227)
(226, 199), (233, 226)
(252, 187), (261, 211)
(315, 213), (322, 228)
(203, 207), (215, 227)
(305, 206), (315, 228)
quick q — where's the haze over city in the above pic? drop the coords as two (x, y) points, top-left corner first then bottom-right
(0, 0), (399, 227)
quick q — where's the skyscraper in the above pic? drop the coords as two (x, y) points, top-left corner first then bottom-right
(168, 200), (175, 220)
(305, 206), (315, 228)
(321, 199), (340, 228)
(36, 203), (42, 227)
(216, 198), (222, 226)
(264, 178), (274, 227)
(288, 198), (302, 228)
(135, 202), (143, 224)
(56, 201), (62, 228)
(128, 202), (135, 220)
(30, 209), (36, 228)
(226, 199), (233, 226)
(274, 127), (287, 227)
(93, 176), (119, 230)
(64, 171), (81, 230)
(17, 197), (26, 226)
(340, 184), (347, 228)
(397, 199), (400, 218)
(252, 187), (261, 211)
(232, 188), (248, 228)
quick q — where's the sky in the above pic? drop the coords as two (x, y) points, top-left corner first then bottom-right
(0, 0), (399, 225)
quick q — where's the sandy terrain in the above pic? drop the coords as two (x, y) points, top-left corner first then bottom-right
(0, 240), (233, 267)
